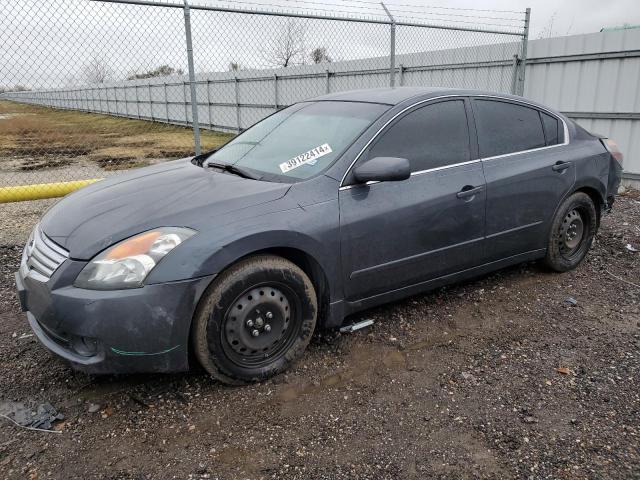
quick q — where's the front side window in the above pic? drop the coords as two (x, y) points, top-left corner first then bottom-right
(473, 99), (546, 158)
(364, 100), (470, 172)
(206, 101), (389, 181)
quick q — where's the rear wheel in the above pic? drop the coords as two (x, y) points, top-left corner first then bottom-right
(192, 255), (317, 384)
(544, 192), (597, 272)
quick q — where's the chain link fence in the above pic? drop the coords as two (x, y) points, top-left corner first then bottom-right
(0, 0), (528, 202)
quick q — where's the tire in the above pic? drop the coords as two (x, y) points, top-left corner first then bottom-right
(544, 192), (597, 272)
(192, 254), (317, 385)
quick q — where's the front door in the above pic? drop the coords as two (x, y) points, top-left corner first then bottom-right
(339, 99), (487, 301)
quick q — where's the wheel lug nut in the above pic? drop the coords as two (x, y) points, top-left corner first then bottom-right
(266, 312), (273, 319)
(264, 324), (271, 332)
(246, 319), (254, 327)
(252, 329), (260, 337)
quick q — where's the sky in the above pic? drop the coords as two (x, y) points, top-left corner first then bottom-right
(1, 0), (640, 89)
(449, 0), (640, 38)
(182, 0), (640, 38)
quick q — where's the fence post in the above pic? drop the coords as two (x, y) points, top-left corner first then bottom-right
(148, 83), (153, 121)
(164, 82), (169, 123)
(183, 82), (188, 124)
(135, 84), (140, 119)
(510, 54), (519, 94)
(273, 74), (278, 111)
(234, 76), (241, 132)
(517, 7), (531, 96)
(325, 70), (330, 93)
(399, 64), (405, 86)
(206, 78), (212, 129)
(381, 2), (396, 88)
(183, 0), (201, 155)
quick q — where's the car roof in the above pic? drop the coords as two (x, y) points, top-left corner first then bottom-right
(309, 87), (567, 121)
(310, 87), (532, 107)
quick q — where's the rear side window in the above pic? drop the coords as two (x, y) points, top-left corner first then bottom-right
(541, 112), (560, 146)
(366, 100), (470, 172)
(473, 100), (546, 158)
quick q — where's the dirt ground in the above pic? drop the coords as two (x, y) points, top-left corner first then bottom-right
(0, 100), (231, 246)
(0, 100), (230, 183)
(0, 191), (639, 480)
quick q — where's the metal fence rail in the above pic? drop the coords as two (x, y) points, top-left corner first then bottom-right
(0, 0), (528, 200)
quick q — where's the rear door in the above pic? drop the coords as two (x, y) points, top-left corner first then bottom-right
(339, 98), (486, 301)
(471, 98), (575, 261)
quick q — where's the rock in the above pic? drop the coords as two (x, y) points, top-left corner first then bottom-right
(461, 372), (476, 381)
(564, 296), (578, 306)
(523, 416), (537, 424)
(87, 403), (101, 414)
(618, 184), (626, 194)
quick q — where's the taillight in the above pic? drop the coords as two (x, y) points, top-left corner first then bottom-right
(603, 138), (623, 164)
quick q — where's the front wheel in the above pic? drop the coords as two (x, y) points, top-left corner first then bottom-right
(544, 192), (597, 272)
(192, 255), (317, 384)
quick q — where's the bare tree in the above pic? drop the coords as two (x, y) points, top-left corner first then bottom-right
(310, 47), (332, 64)
(82, 55), (114, 84)
(263, 19), (307, 68)
(127, 65), (183, 80)
(0, 84), (30, 93)
(536, 10), (559, 39)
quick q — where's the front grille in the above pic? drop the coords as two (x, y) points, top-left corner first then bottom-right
(22, 226), (69, 282)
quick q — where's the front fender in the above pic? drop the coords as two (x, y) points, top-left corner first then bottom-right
(146, 201), (340, 294)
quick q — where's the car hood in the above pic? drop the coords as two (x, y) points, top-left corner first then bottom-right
(41, 159), (291, 259)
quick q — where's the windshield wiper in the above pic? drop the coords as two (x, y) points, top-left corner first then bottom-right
(207, 162), (262, 180)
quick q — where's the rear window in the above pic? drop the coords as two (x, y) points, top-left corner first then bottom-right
(473, 100), (546, 158)
(541, 112), (560, 146)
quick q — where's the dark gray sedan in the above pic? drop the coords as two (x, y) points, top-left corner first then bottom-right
(15, 87), (623, 384)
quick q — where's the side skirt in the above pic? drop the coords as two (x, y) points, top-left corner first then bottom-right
(329, 249), (546, 323)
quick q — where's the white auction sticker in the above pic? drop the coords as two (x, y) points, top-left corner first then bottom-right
(279, 143), (333, 173)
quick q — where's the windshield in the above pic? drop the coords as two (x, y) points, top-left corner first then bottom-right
(206, 101), (389, 181)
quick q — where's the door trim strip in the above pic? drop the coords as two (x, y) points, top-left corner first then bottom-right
(485, 220), (543, 239)
(349, 235), (484, 280)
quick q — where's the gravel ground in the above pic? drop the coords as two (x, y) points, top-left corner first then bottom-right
(0, 199), (57, 246)
(0, 192), (639, 479)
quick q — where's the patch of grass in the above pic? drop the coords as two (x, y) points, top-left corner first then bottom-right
(0, 100), (232, 169)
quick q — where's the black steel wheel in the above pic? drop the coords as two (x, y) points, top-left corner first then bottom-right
(222, 284), (298, 368)
(544, 192), (597, 272)
(558, 208), (585, 256)
(192, 255), (317, 384)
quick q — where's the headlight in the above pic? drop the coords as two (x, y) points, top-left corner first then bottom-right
(74, 227), (196, 290)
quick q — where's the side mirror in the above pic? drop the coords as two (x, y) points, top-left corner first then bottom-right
(353, 157), (411, 184)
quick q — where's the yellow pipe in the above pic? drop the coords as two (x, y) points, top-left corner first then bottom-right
(0, 179), (102, 204)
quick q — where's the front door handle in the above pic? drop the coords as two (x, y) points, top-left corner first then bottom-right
(552, 161), (572, 172)
(456, 185), (484, 199)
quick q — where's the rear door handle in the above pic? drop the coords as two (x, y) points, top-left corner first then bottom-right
(456, 185), (484, 199)
(552, 161), (572, 172)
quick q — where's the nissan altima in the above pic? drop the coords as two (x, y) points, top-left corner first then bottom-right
(15, 87), (623, 384)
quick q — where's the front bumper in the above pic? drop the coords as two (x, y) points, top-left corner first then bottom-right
(15, 261), (214, 374)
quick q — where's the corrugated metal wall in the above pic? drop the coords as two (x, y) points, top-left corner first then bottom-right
(523, 28), (640, 187)
(3, 28), (639, 185)
(1, 39), (523, 133)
